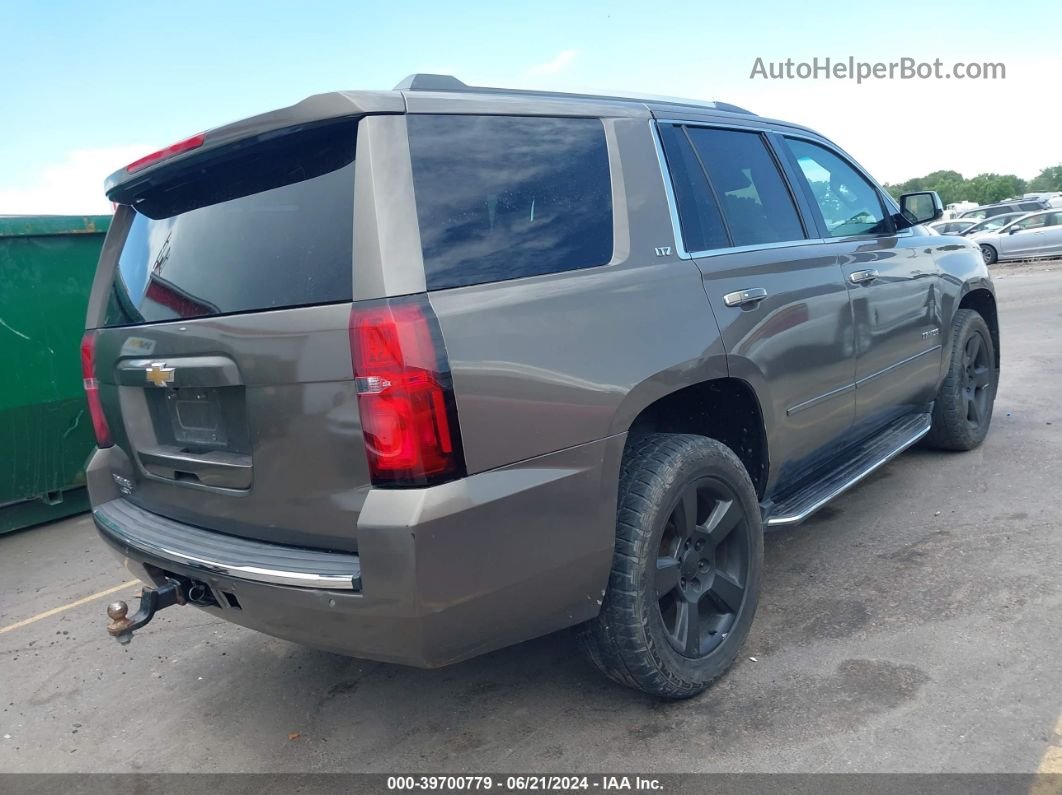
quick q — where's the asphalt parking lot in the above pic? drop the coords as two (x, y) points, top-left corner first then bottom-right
(2, 263), (1061, 775)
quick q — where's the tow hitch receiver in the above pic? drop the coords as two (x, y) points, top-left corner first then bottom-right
(106, 581), (186, 645)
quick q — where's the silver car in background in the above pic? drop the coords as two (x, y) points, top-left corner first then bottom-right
(971, 209), (1062, 264)
(960, 212), (1026, 237)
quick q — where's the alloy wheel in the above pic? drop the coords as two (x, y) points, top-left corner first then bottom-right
(962, 330), (992, 428)
(655, 477), (751, 658)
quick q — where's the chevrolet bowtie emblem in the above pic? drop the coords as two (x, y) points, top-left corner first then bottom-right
(145, 362), (175, 387)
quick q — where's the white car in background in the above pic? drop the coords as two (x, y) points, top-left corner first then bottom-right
(929, 219), (978, 235)
(971, 209), (1062, 264)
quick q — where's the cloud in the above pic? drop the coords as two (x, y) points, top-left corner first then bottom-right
(526, 49), (579, 76)
(0, 145), (150, 216)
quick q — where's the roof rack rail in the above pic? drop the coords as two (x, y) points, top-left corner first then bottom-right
(392, 74), (755, 116)
(393, 74), (469, 91)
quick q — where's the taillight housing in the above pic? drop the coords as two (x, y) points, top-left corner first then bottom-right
(80, 331), (113, 448)
(349, 296), (465, 487)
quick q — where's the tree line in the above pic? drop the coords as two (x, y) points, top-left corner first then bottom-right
(884, 165), (1062, 207)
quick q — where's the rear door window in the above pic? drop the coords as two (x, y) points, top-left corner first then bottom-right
(105, 120), (357, 327)
(406, 115), (613, 290)
(659, 125), (806, 251)
(685, 127), (807, 247)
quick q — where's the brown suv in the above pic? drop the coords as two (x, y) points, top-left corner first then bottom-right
(84, 74), (999, 698)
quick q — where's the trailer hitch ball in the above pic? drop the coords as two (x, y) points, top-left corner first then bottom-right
(105, 581), (186, 645)
(107, 601), (133, 644)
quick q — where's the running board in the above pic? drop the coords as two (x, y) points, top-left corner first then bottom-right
(765, 412), (932, 527)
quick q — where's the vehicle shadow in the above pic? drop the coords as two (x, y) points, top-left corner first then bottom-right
(154, 449), (1058, 772)
(167, 464), (956, 772)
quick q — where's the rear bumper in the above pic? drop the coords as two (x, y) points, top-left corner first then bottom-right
(94, 498), (361, 590)
(88, 434), (624, 668)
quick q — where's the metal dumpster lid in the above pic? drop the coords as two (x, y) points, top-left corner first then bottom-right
(0, 215), (112, 238)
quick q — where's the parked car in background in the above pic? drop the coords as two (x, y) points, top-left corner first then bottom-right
(929, 219), (978, 235)
(945, 201), (978, 218)
(960, 198), (1050, 220)
(84, 74), (999, 699)
(960, 212), (1027, 237)
(1023, 192), (1062, 208)
(971, 209), (1062, 264)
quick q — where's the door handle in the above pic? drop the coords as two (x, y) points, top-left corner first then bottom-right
(849, 269), (879, 284)
(723, 287), (768, 308)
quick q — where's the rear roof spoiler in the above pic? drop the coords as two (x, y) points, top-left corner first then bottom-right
(104, 90), (404, 202)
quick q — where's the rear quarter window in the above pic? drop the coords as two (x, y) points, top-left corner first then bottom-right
(406, 115), (613, 290)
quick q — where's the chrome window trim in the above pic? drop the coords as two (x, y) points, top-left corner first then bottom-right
(651, 117), (922, 259)
(649, 119), (692, 259)
(689, 237), (829, 259)
(651, 119), (827, 259)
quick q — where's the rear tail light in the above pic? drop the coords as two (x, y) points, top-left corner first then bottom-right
(80, 331), (113, 448)
(349, 296), (465, 487)
(125, 132), (205, 174)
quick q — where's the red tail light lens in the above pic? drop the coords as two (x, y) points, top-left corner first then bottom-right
(125, 132), (205, 174)
(349, 297), (465, 487)
(80, 331), (113, 448)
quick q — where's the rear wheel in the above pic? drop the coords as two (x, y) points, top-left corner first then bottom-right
(925, 309), (997, 451)
(583, 434), (763, 699)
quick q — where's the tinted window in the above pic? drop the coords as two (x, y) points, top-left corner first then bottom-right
(658, 125), (729, 252)
(407, 115), (613, 290)
(106, 121), (356, 327)
(685, 127), (805, 247)
(785, 139), (890, 237)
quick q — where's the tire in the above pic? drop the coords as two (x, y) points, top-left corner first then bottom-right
(925, 309), (997, 451)
(583, 433), (763, 699)
(980, 244), (998, 266)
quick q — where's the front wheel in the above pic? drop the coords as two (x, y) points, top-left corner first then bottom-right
(583, 434), (763, 699)
(925, 309), (997, 451)
(981, 244), (998, 265)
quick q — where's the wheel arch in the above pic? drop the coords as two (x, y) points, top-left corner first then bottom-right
(622, 377), (770, 498)
(958, 286), (1000, 369)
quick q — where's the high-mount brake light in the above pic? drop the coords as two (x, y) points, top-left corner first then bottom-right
(349, 297), (465, 487)
(125, 133), (206, 174)
(80, 331), (113, 448)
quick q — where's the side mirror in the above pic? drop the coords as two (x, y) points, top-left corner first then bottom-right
(898, 191), (944, 228)
(1008, 225), (1023, 234)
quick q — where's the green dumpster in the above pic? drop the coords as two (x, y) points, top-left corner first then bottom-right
(0, 215), (111, 533)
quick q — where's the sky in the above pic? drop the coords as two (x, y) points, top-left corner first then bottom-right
(2, 0), (1060, 215)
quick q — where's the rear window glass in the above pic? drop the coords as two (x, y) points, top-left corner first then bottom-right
(105, 121), (356, 327)
(407, 114), (613, 290)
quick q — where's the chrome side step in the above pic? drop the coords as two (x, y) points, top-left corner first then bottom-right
(765, 412), (932, 527)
